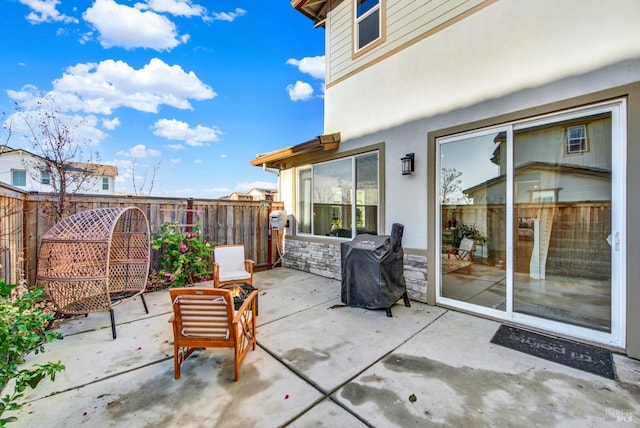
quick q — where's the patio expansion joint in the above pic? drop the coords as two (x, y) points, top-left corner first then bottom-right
(256, 296), (342, 329)
(259, 307), (451, 427)
(61, 311), (173, 338)
(22, 355), (174, 406)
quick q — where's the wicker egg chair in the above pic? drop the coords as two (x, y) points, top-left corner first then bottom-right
(37, 207), (151, 339)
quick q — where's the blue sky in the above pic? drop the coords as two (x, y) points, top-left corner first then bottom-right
(1, 0), (325, 197)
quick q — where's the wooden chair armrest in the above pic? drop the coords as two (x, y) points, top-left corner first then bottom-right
(232, 290), (258, 324)
(244, 260), (254, 274)
(212, 262), (220, 287)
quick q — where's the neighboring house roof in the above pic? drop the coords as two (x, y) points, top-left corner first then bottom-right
(224, 188), (277, 201)
(250, 132), (340, 169)
(0, 146), (117, 177)
(463, 161), (611, 195)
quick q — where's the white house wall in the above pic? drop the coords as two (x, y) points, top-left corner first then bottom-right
(0, 151), (115, 195)
(318, 0), (640, 250)
(327, 0), (490, 83)
(279, 168), (295, 236)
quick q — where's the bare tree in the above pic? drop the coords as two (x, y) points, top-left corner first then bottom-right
(131, 160), (161, 196)
(21, 98), (101, 221)
(441, 167), (470, 205)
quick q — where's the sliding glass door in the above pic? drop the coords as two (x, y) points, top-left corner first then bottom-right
(436, 101), (626, 346)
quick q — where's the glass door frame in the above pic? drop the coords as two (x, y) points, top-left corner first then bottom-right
(434, 99), (627, 348)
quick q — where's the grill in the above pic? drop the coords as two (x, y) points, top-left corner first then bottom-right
(340, 223), (410, 316)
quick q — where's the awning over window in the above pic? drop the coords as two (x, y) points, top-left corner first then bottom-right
(250, 132), (340, 169)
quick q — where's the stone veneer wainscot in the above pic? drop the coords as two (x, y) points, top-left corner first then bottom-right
(282, 238), (428, 303)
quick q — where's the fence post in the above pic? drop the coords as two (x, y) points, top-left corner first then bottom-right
(186, 198), (193, 233)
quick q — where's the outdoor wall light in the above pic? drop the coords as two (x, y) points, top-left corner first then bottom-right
(401, 153), (415, 175)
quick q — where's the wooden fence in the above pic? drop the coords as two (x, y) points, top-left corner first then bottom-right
(0, 186), (25, 284)
(0, 184), (283, 285)
(442, 201), (611, 278)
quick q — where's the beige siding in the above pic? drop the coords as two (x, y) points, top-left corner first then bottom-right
(327, 0), (491, 84)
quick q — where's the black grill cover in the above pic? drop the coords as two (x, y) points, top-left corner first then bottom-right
(341, 224), (406, 309)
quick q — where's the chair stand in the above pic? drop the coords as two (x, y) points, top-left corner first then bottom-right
(109, 294), (149, 339)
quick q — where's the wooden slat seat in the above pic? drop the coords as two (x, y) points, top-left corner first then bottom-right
(169, 287), (257, 381)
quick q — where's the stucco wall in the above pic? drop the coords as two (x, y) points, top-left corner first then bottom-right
(325, 0), (640, 140)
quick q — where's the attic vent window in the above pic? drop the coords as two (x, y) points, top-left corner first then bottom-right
(567, 125), (588, 154)
(355, 0), (381, 51)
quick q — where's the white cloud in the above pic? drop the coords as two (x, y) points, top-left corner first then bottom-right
(8, 58), (216, 115)
(112, 158), (161, 194)
(286, 56), (325, 80)
(137, 0), (206, 17)
(287, 81), (314, 101)
(212, 8), (246, 22)
(102, 117), (120, 130)
(117, 144), (161, 158)
(170, 158), (182, 164)
(165, 143), (185, 150)
(19, 0), (78, 24)
(151, 118), (222, 146)
(83, 0), (188, 51)
(113, 159), (133, 183)
(234, 181), (277, 193)
(6, 109), (106, 146)
(220, 154), (227, 158)
(193, 159), (202, 164)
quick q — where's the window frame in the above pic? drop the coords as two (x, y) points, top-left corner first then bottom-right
(296, 151), (380, 238)
(102, 177), (109, 190)
(566, 124), (589, 154)
(40, 171), (51, 185)
(353, 0), (384, 55)
(11, 170), (26, 187)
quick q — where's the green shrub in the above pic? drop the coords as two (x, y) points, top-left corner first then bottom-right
(151, 212), (214, 287)
(0, 279), (64, 426)
(452, 223), (484, 248)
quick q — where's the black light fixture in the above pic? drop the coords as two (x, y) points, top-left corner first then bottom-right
(401, 153), (415, 175)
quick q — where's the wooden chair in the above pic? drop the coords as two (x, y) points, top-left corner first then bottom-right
(169, 287), (257, 381)
(212, 245), (254, 287)
(444, 237), (475, 274)
(453, 237), (475, 261)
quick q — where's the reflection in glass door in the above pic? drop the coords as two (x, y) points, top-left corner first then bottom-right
(513, 113), (612, 332)
(439, 129), (507, 311)
(437, 101), (624, 344)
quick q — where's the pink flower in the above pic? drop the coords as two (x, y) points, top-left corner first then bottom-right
(180, 242), (187, 253)
(197, 209), (203, 217)
(184, 232), (191, 238)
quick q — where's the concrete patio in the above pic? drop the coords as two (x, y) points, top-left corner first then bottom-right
(15, 268), (640, 427)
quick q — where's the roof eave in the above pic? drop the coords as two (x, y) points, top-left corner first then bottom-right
(250, 132), (341, 169)
(291, 0), (329, 27)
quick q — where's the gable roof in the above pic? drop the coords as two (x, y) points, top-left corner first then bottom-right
(292, 0), (330, 27)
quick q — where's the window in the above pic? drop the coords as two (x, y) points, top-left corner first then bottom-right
(355, 0), (381, 51)
(41, 171), (51, 185)
(11, 170), (26, 187)
(567, 125), (588, 154)
(297, 152), (379, 238)
(102, 177), (109, 190)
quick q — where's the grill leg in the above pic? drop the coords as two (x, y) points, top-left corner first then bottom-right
(109, 310), (116, 339)
(386, 307), (392, 317)
(140, 294), (149, 314)
(403, 292), (411, 307)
